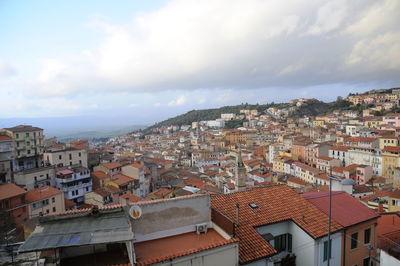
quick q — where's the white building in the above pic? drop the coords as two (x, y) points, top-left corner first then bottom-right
(55, 166), (92, 204)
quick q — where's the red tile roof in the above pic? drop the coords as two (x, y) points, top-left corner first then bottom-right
(120, 193), (141, 203)
(302, 191), (379, 227)
(111, 174), (137, 186)
(102, 162), (124, 170)
(92, 171), (109, 179)
(211, 185), (342, 263)
(131, 162), (144, 169)
(0, 183), (26, 201)
(0, 135), (12, 141)
(135, 230), (238, 265)
(287, 177), (308, 186)
(330, 146), (349, 152)
(383, 146), (400, 153)
(25, 186), (63, 203)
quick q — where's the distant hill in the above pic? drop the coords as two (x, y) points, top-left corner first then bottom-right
(142, 97), (354, 133)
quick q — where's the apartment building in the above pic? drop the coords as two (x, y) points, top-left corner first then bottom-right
(13, 166), (56, 190)
(44, 147), (88, 168)
(0, 134), (13, 184)
(303, 191), (379, 266)
(211, 185), (343, 265)
(25, 186), (65, 218)
(1, 125), (44, 171)
(55, 166), (92, 204)
(0, 183), (28, 226)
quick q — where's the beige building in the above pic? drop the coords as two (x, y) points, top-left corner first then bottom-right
(14, 166), (56, 190)
(1, 125), (44, 171)
(44, 147), (88, 168)
(25, 186), (65, 218)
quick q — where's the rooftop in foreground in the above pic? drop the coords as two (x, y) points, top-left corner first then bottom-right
(134, 229), (238, 266)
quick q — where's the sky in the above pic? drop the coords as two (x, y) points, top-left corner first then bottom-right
(1, 0), (400, 128)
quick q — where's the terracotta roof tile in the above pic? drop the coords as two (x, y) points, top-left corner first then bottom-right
(92, 171), (109, 179)
(135, 229), (238, 265)
(0, 183), (26, 201)
(25, 186), (63, 203)
(211, 185), (342, 263)
(303, 191), (379, 227)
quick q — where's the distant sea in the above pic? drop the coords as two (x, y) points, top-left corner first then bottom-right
(0, 116), (148, 141)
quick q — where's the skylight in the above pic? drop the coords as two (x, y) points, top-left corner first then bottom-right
(249, 203), (259, 209)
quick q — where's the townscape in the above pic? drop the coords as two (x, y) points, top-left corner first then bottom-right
(1, 88), (400, 265)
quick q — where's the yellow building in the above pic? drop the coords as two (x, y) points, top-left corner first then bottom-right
(379, 137), (400, 149)
(382, 146), (400, 179)
(387, 94), (398, 101)
(272, 157), (286, 173)
(312, 120), (325, 127)
(364, 119), (382, 129)
(348, 95), (363, 105)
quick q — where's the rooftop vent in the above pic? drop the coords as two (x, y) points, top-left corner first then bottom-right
(249, 203), (259, 209)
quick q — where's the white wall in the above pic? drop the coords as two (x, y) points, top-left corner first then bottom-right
(381, 249), (400, 266)
(315, 232), (341, 266)
(155, 243), (239, 266)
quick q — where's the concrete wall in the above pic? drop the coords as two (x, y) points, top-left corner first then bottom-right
(155, 243), (239, 266)
(44, 149), (88, 168)
(315, 232), (341, 266)
(14, 166), (55, 190)
(29, 192), (65, 218)
(131, 195), (210, 242)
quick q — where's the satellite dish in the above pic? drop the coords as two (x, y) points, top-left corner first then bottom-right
(129, 205), (142, 219)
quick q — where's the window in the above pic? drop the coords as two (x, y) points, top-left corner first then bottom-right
(53, 207), (56, 212)
(323, 240), (332, 261)
(79, 152), (81, 157)
(69, 154), (72, 160)
(364, 228), (371, 244)
(27, 150), (31, 154)
(86, 187), (89, 192)
(25, 132), (29, 137)
(273, 233), (292, 253)
(351, 232), (358, 249)
(16, 133), (19, 139)
(59, 155), (62, 160)
(363, 257), (370, 266)
(52, 197), (55, 203)
(79, 160), (82, 165)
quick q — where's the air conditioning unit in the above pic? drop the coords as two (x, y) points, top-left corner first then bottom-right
(196, 223), (208, 234)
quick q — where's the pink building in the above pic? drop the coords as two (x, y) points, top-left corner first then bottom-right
(383, 113), (400, 127)
(355, 165), (373, 185)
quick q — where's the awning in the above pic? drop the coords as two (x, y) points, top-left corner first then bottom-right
(19, 208), (133, 253)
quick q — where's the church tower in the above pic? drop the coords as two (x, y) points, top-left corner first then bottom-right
(236, 150), (247, 191)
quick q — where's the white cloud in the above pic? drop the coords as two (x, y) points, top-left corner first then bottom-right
(168, 95), (187, 106)
(0, 59), (16, 77)
(8, 0), (400, 99)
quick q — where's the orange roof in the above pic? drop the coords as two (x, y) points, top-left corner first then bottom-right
(317, 156), (334, 161)
(0, 135), (12, 141)
(25, 186), (63, 203)
(111, 174), (136, 186)
(315, 173), (329, 181)
(383, 146), (400, 153)
(135, 229), (238, 265)
(92, 171), (109, 179)
(287, 177), (308, 186)
(330, 146), (349, 152)
(0, 183), (26, 201)
(120, 193), (141, 203)
(211, 185), (342, 263)
(293, 162), (320, 173)
(101, 162), (124, 170)
(147, 188), (173, 198)
(131, 162), (144, 169)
